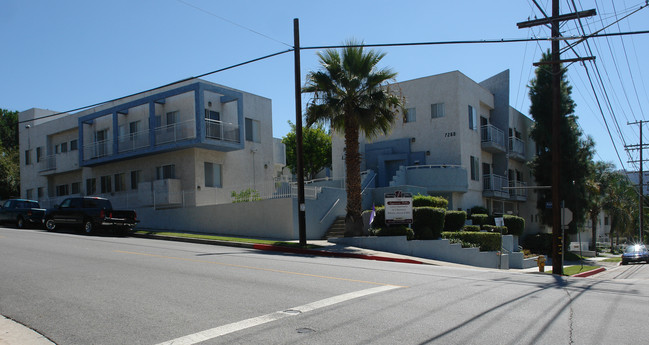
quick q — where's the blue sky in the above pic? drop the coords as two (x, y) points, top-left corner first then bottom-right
(2, 0), (648, 171)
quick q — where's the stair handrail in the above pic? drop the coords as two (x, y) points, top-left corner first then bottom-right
(361, 170), (376, 195)
(319, 198), (340, 224)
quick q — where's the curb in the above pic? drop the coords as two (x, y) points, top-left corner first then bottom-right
(572, 267), (606, 278)
(132, 233), (425, 265)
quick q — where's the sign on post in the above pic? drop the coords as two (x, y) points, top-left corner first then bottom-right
(384, 191), (413, 225)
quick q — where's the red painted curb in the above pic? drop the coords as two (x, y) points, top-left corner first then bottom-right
(252, 244), (424, 264)
(572, 267), (605, 278)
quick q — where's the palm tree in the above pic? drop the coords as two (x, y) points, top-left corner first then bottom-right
(303, 41), (403, 236)
(585, 161), (614, 254)
(602, 172), (637, 251)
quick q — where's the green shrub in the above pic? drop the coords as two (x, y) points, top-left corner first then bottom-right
(470, 206), (489, 215)
(482, 225), (508, 234)
(367, 206), (385, 227)
(471, 214), (492, 227)
(412, 207), (445, 239)
(503, 215), (525, 236)
(413, 194), (448, 208)
(522, 232), (553, 254)
(231, 188), (261, 203)
(444, 211), (466, 232)
(442, 231), (501, 252)
(463, 225), (480, 231)
(369, 226), (414, 240)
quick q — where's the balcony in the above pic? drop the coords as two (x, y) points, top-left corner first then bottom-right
(154, 119), (196, 146)
(38, 155), (56, 173)
(508, 180), (528, 201)
(205, 119), (240, 142)
(118, 130), (149, 153)
(509, 137), (526, 161)
(483, 174), (509, 199)
(84, 139), (113, 160)
(481, 125), (506, 153)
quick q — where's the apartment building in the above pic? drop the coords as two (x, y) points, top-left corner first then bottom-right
(19, 79), (285, 210)
(331, 70), (542, 233)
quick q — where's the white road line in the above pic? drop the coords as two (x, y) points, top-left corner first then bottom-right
(156, 285), (401, 345)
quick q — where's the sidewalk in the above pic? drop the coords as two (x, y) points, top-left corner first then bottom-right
(0, 315), (54, 345)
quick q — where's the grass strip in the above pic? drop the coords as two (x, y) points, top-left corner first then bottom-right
(134, 231), (322, 249)
(547, 265), (600, 276)
(601, 257), (621, 263)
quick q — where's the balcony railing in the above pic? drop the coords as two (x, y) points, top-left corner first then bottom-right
(84, 139), (113, 160)
(481, 125), (506, 148)
(118, 130), (149, 153)
(508, 180), (528, 199)
(205, 119), (240, 142)
(155, 119), (196, 145)
(483, 173), (509, 198)
(38, 155), (56, 172)
(509, 136), (525, 156)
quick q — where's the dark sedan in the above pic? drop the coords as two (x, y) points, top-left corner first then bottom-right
(621, 245), (649, 265)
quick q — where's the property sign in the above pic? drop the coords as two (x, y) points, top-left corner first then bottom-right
(384, 191), (413, 225)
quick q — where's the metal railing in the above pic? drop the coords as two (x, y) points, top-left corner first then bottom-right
(38, 155), (56, 172)
(118, 130), (149, 153)
(483, 174), (508, 193)
(205, 119), (240, 142)
(154, 119), (196, 145)
(509, 136), (525, 156)
(481, 125), (506, 148)
(508, 180), (528, 198)
(83, 139), (112, 160)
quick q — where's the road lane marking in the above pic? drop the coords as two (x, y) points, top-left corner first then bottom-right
(114, 250), (407, 287)
(155, 285), (401, 345)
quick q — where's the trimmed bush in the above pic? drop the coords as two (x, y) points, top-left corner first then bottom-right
(412, 207), (445, 239)
(369, 226), (414, 240)
(503, 215), (525, 236)
(442, 231), (501, 252)
(413, 194), (448, 208)
(470, 206), (489, 215)
(471, 214), (492, 227)
(482, 225), (508, 234)
(367, 206), (385, 227)
(463, 225), (480, 231)
(444, 211), (467, 232)
(522, 232), (553, 254)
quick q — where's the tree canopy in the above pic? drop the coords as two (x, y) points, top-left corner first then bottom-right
(0, 108), (19, 199)
(281, 121), (332, 180)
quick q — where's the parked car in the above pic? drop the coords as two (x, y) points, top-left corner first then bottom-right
(621, 244), (649, 265)
(44, 197), (139, 235)
(0, 199), (46, 229)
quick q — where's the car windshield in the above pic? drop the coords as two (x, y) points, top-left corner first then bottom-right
(625, 245), (646, 254)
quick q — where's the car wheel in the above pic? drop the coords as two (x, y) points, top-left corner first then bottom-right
(83, 220), (94, 235)
(45, 218), (56, 232)
(16, 217), (25, 229)
(622, 260), (628, 265)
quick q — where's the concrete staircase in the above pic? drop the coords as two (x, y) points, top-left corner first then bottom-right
(322, 216), (346, 239)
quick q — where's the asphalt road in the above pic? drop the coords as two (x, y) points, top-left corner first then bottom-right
(2, 226), (649, 345)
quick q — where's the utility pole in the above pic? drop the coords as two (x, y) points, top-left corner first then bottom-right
(293, 18), (307, 246)
(517, 1), (596, 275)
(626, 120), (648, 243)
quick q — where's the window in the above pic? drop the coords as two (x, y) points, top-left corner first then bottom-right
(61, 142), (68, 153)
(204, 162), (222, 188)
(25, 150), (31, 165)
(468, 105), (478, 130)
(100, 175), (112, 193)
(37, 187), (44, 198)
(431, 103), (445, 118)
(55, 144), (60, 154)
(130, 170), (141, 190)
(470, 156), (480, 181)
(405, 108), (416, 123)
(205, 109), (220, 121)
(36, 147), (42, 163)
(26, 189), (33, 200)
(166, 111), (178, 126)
(605, 216), (609, 226)
(245, 118), (261, 143)
(56, 184), (69, 197)
(94, 129), (108, 157)
(114, 173), (126, 192)
(86, 178), (96, 195)
(129, 121), (140, 135)
(71, 182), (80, 195)
(156, 164), (175, 180)
(70, 139), (78, 151)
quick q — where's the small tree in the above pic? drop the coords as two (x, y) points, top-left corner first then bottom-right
(281, 121), (332, 180)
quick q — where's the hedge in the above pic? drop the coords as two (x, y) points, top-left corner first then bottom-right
(482, 225), (508, 234)
(522, 232), (553, 254)
(412, 207), (445, 239)
(444, 211), (466, 232)
(463, 225), (480, 231)
(442, 231), (501, 252)
(367, 206), (386, 227)
(369, 226), (414, 240)
(413, 194), (448, 208)
(471, 214), (492, 227)
(503, 215), (525, 236)
(470, 206), (489, 215)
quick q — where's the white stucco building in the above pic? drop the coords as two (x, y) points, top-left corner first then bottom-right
(19, 79), (286, 210)
(331, 70), (543, 234)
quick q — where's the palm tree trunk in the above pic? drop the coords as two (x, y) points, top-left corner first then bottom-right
(590, 213), (598, 255)
(344, 116), (363, 237)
